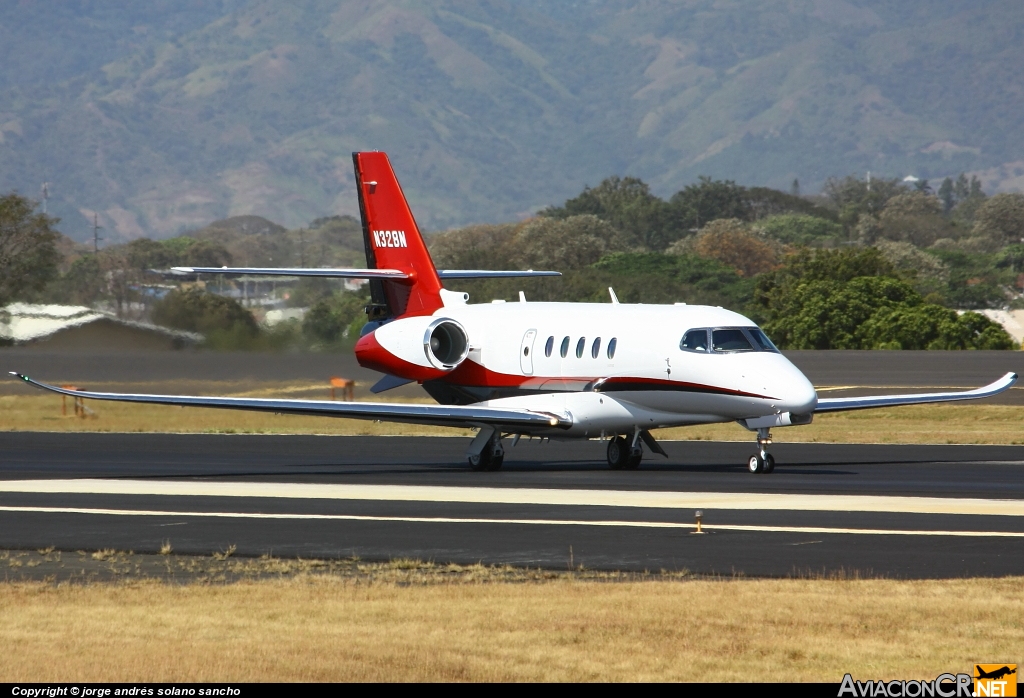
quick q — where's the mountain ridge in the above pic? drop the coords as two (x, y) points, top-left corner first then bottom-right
(1, 0), (1022, 243)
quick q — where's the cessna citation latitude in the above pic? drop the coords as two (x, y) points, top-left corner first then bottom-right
(11, 152), (1017, 474)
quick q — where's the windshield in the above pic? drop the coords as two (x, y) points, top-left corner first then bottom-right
(712, 328), (754, 352)
(681, 326), (779, 353)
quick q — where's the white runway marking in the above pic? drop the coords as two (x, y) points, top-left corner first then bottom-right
(1, 505), (1023, 538)
(1, 479), (1022, 517)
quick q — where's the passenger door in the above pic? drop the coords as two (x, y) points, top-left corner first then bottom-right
(520, 329), (537, 375)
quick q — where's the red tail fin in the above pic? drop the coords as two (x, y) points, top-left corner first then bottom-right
(353, 152), (443, 318)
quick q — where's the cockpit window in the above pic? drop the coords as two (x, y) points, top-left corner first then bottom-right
(680, 329), (710, 352)
(747, 328), (779, 353)
(712, 328), (754, 352)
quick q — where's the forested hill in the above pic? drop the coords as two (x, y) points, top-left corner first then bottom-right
(2, 1), (1023, 243)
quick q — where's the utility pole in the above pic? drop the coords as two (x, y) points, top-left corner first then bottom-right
(91, 213), (103, 253)
(40, 181), (49, 214)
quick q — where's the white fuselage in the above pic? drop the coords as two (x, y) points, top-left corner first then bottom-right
(367, 299), (819, 438)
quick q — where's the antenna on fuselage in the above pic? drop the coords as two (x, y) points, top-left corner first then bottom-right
(608, 287), (619, 304)
(519, 291), (526, 303)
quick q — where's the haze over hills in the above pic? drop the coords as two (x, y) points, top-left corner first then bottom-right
(1, 0), (1023, 244)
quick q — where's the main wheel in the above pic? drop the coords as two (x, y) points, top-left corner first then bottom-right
(607, 436), (629, 470)
(469, 449), (492, 471)
(470, 445), (504, 471)
(747, 453), (764, 474)
(625, 445), (643, 470)
(762, 454), (775, 474)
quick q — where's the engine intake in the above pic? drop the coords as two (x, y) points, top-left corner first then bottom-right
(423, 318), (469, 369)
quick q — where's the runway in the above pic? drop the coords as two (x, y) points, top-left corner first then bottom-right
(2, 432), (1023, 578)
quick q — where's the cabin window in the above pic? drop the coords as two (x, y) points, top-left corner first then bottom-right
(748, 328), (779, 353)
(680, 329), (710, 352)
(591, 337), (601, 359)
(545, 336), (554, 357)
(607, 337), (617, 359)
(712, 328), (754, 352)
(560, 336), (570, 358)
(576, 337), (585, 358)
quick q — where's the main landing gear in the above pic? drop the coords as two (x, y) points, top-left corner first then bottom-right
(747, 427), (775, 474)
(607, 435), (642, 470)
(607, 429), (668, 470)
(467, 427), (504, 471)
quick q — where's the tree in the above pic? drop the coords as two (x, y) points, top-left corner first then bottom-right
(743, 187), (837, 221)
(429, 222), (519, 271)
(938, 177), (955, 215)
(152, 289), (258, 338)
(761, 276), (920, 349)
(58, 255), (106, 305)
(822, 175), (907, 231)
(874, 240), (949, 299)
(972, 193), (1024, 244)
(302, 290), (371, 346)
(949, 173), (987, 225)
(669, 176), (749, 232)
(0, 192), (61, 306)
(592, 252), (753, 308)
(759, 247), (895, 289)
(540, 177), (672, 249)
(858, 306), (1014, 349)
(755, 247), (1014, 348)
(683, 219), (779, 277)
(511, 215), (626, 271)
(757, 214), (843, 246)
(876, 192), (949, 247)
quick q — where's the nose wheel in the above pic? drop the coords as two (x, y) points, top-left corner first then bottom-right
(748, 429), (775, 474)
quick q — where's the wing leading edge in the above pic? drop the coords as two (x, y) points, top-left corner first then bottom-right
(813, 372), (1017, 413)
(8, 373), (571, 431)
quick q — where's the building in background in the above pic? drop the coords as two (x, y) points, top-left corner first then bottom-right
(0, 304), (201, 350)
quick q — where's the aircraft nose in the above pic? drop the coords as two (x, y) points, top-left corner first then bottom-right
(759, 356), (817, 414)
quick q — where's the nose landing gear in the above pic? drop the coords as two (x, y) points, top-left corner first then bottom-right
(748, 428), (775, 474)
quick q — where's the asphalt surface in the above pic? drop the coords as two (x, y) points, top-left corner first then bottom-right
(2, 433), (1023, 578)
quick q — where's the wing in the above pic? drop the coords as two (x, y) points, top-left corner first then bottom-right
(170, 267), (560, 279)
(814, 372), (1016, 413)
(9, 373), (571, 431)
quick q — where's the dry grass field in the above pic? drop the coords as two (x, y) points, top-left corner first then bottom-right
(0, 561), (1020, 682)
(2, 389), (1024, 444)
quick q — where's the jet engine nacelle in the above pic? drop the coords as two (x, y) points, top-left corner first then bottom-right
(355, 315), (470, 380)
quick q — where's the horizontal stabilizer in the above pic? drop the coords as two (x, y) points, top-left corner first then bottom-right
(9, 372), (571, 432)
(171, 266), (408, 279)
(814, 372), (1017, 413)
(437, 270), (561, 279)
(170, 267), (559, 279)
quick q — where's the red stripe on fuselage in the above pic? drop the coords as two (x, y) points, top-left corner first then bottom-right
(440, 361), (776, 400)
(593, 375), (777, 400)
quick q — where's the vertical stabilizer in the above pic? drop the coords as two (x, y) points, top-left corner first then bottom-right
(353, 152), (443, 318)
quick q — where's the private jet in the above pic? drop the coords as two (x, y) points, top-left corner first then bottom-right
(11, 152), (1016, 473)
